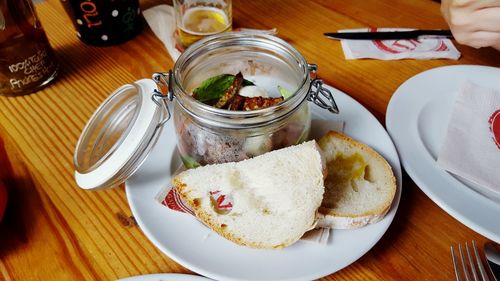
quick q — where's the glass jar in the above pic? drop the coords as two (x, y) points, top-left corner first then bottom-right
(74, 32), (338, 190)
(167, 32), (321, 167)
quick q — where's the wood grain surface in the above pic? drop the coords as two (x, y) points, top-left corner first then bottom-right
(0, 0), (499, 280)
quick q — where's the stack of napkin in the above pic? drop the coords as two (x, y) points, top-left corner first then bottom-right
(437, 81), (500, 199)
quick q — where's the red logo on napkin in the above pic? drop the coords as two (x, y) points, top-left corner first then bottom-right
(489, 109), (500, 149)
(163, 188), (194, 215)
(370, 28), (448, 54)
(209, 190), (233, 214)
(162, 188), (233, 215)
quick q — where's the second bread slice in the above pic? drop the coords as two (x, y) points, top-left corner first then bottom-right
(317, 131), (396, 229)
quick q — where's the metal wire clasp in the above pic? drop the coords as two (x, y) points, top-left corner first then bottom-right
(307, 64), (339, 114)
(151, 71), (174, 127)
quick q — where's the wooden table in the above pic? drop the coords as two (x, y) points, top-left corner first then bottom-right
(1, 0), (499, 280)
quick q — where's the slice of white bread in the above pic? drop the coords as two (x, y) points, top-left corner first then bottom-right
(173, 141), (325, 249)
(317, 131), (396, 229)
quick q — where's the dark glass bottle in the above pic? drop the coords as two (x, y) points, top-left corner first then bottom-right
(0, 0), (58, 96)
(60, 0), (143, 46)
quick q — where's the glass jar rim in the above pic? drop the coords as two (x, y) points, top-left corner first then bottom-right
(171, 32), (311, 129)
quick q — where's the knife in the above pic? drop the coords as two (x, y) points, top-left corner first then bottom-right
(324, 29), (453, 40)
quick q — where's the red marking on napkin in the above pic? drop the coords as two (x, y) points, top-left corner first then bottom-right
(369, 27), (449, 54)
(209, 190), (233, 211)
(159, 187), (329, 244)
(436, 41), (448, 51)
(162, 188), (194, 215)
(489, 109), (500, 149)
(161, 188), (233, 215)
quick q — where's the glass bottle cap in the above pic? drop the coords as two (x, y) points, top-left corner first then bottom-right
(74, 79), (163, 190)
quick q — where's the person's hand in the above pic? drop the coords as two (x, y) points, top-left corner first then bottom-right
(441, 0), (500, 50)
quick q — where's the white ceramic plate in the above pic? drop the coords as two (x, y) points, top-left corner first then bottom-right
(126, 84), (402, 281)
(118, 273), (212, 281)
(386, 65), (500, 243)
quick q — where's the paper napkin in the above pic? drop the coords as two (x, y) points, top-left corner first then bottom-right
(143, 5), (182, 61)
(339, 28), (461, 60)
(437, 81), (500, 197)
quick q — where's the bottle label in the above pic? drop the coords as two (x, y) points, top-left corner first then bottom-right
(0, 0), (58, 96)
(7, 48), (57, 90)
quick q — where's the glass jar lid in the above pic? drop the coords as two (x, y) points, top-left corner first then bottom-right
(74, 79), (164, 190)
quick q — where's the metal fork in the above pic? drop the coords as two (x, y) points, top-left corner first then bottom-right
(451, 241), (491, 281)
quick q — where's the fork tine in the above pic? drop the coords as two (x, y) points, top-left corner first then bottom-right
(472, 241), (491, 281)
(466, 242), (480, 281)
(452, 246), (463, 281)
(460, 244), (472, 281)
(452, 242), (492, 281)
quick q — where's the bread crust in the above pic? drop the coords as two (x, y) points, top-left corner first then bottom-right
(317, 131), (396, 229)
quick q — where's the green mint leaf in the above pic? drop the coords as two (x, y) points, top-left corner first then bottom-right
(278, 85), (293, 99)
(193, 74), (235, 104)
(192, 74), (255, 105)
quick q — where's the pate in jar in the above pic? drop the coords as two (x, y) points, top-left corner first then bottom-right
(73, 32), (338, 190)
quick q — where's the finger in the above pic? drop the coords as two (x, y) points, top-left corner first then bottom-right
(470, 0), (500, 9)
(472, 7), (500, 32)
(447, 7), (500, 33)
(453, 0), (500, 9)
(454, 31), (500, 48)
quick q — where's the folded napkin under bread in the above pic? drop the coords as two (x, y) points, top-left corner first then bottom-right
(156, 120), (344, 245)
(437, 81), (500, 198)
(143, 5), (182, 61)
(339, 28), (461, 60)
